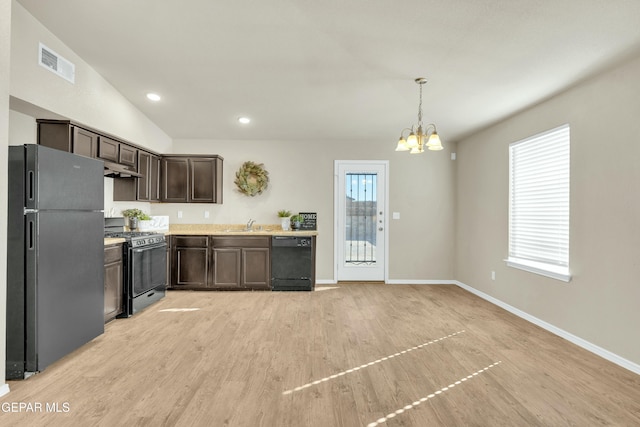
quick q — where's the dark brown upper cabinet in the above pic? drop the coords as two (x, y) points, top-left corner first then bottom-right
(98, 136), (138, 173)
(97, 136), (119, 162)
(38, 120), (99, 159)
(37, 120), (224, 204)
(161, 157), (189, 202)
(119, 144), (137, 168)
(71, 127), (99, 158)
(137, 151), (151, 201)
(38, 120), (137, 173)
(136, 151), (161, 202)
(149, 154), (161, 201)
(161, 156), (223, 204)
(113, 150), (160, 202)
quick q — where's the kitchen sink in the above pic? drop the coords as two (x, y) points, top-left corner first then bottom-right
(223, 227), (274, 233)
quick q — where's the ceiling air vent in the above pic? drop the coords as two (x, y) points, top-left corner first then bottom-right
(38, 43), (75, 84)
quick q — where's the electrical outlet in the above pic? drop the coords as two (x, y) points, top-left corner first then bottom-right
(491, 271), (496, 281)
(177, 211), (183, 219)
(204, 211), (210, 219)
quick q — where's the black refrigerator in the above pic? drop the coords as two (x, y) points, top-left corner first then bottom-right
(6, 144), (105, 380)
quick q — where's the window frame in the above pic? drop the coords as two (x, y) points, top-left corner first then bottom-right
(506, 124), (571, 282)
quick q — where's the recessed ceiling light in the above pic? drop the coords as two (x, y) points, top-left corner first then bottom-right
(238, 117), (251, 124)
(146, 93), (161, 101)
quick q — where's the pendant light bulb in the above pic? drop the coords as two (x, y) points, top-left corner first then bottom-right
(426, 132), (443, 151)
(395, 137), (409, 151)
(406, 132), (418, 148)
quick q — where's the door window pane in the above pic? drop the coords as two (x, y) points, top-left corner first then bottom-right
(345, 173), (377, 265)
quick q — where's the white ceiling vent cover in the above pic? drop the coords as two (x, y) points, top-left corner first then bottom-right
(39, 43), (75, 84)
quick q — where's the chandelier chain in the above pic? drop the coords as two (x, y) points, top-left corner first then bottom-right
(417, 82), (423, 127)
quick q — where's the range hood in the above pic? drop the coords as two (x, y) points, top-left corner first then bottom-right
(103, 161), (143, 178)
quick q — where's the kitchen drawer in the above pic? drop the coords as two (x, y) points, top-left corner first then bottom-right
(173, 236), (208, 247)
(211, 236), (270, 248)
(104, 244), (123, 263)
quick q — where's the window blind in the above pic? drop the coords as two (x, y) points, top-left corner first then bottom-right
(508, 124), (570, 280)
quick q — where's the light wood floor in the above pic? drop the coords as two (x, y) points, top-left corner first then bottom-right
(2, 283), (639, 426)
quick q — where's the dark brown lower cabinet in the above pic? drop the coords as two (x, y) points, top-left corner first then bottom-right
(241, 247), (270, 290)
(172, 236), (209, 289)
(211, 237), (270, 290)
(104, 244), (123, 322)
(166, 238), (172, 289)
(212, 248), (242, 288)
(170, 235), (270, 290)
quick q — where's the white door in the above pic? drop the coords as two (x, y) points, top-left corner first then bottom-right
(335, 161), (388, 281)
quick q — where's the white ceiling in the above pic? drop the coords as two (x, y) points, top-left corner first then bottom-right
(16, 0), (640, 143)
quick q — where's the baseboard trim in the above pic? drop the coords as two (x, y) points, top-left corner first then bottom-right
(453, 280), (640, 375)
(0, 383), (10, 397)
(319, 278), (640, 374)
(386, 280), (457, 285)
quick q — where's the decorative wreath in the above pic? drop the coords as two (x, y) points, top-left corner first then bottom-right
(234, 161), (269, 196)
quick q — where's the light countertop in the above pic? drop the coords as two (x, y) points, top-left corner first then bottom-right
(167, 224), (319, 236)
(104, 237), (126, 245)
(104, 224), (318, 245)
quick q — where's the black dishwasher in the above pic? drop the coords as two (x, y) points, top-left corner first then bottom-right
(271, 236), (313, 291)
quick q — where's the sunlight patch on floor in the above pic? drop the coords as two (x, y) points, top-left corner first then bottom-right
(282, 330), (466, 395)
(314, 286), (340, 291)
(366, 361), (503, 427)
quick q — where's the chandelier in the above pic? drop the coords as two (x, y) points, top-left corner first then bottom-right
(395, 78), (443, 153)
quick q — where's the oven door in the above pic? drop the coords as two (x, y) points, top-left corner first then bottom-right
(130, 242), (167, 297)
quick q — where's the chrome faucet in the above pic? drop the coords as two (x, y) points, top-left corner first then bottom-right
(246, 218), (256, 230)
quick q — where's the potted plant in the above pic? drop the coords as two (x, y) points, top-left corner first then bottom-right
(278, 209), (292, 231)
(122, 209), (151, 231)
(290, 214), (303, 230)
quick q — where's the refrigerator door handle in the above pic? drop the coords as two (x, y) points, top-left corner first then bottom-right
(28, 170), (35, 202)
(27, 219), (35, 250)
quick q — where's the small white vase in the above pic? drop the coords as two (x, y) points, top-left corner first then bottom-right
(281, 217), (291, 231)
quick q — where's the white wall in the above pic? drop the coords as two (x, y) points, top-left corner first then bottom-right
(0, 0), (11, 397)
(8, 108), (35, 144)
(9, 1), (172, 153)
(155, 138), (457, 282)
(455, 53), (640, 366)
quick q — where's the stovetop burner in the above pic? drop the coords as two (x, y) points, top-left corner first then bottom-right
(104, 217), (166, 248)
